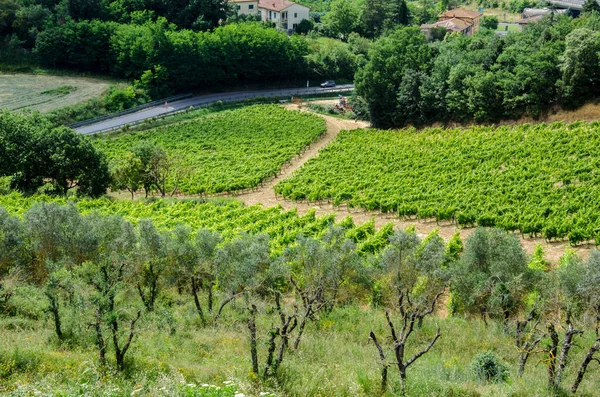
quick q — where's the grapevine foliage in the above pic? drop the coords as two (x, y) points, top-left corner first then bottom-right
(93, 105), (326, 195)
(0, 192), (391, 253)
(276, 122), (600, 244)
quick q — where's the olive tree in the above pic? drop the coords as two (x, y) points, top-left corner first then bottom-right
(283, 226), (361, 350)
(214, 233), (271, 376)
(369, 229), (450, 395)
(450, 227), (530, 326)
(136, 219), (167, 312)
(79, 215), (141, 370)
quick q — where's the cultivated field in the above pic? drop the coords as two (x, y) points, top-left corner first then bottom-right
(94, 105), (326, 195)
(0, 73), (109, 112)
(276, 122), (600, 244)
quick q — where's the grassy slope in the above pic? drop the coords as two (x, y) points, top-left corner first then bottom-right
(2, 303), (599, 396)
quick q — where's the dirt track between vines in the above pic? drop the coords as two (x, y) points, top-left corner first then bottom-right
(233, 105), (590, 263)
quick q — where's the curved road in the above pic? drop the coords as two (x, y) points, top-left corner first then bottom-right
(76, 84), (354, 135)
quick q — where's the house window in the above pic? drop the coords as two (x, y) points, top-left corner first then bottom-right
(236, 5), (240, 9)
(248, 4), (254, 9)
(274, 12), (277, 18)
(269, 10), (272, 18)
(293, 23), (298, 29)
(294, 12), (297, 18)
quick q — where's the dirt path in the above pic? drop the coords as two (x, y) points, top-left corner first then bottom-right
(240, 106), (369, 207)
(233, 106), (589, 263)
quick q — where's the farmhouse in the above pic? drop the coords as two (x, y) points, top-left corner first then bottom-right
(421, 8), (482, 38)
(233, 0), (310, 31)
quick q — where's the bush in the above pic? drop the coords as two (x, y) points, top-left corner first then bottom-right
(104, 86), (149, 112)
(296, 18), (314, 34)
(481, 16), (499, 30)
(470, 351), (509, 383)
(0, 348), (41, 379)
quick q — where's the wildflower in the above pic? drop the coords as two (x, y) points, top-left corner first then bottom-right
(223, 380), (233, 385)
(234, 394), (246, 397)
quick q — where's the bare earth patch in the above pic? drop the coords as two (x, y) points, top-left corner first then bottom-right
(0, 73), (110, 112)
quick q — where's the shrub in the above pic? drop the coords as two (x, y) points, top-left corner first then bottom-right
(470, 351), (509, 383)
(103, 86), (149, 112)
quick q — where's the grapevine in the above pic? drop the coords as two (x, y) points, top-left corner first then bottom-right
(276, 121), (600, 244)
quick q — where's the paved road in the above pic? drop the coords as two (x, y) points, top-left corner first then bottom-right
(76, 84), (354, 135)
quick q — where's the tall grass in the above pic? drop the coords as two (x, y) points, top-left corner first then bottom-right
(1, 292), (598, 396)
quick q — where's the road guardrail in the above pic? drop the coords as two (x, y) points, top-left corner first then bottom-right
(68, 93), (193, 128)
(80, 86), (354, 135)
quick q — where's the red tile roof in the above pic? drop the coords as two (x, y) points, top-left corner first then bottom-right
(233, 0), (303, 11)
(422, 18), (471, 32)
(439, 8), (482, 19)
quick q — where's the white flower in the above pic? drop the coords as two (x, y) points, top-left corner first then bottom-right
(201, 384), (210, 387)
(234, 394), (246, 397)
(223, 380), (233, 385)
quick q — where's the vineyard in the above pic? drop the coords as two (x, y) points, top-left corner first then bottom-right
(275, 122), (600, 244)
(0, 192), (393, 254)
(93, 105), (326, 195)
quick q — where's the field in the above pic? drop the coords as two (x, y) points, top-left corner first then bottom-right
(0, 73), (110, 112)
(93, 105), (326, 195)
(275, 122), (600, 244)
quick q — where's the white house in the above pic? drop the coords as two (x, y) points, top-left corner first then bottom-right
(233, 0), (310, 31)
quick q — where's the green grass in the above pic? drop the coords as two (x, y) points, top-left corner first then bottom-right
(0, 73), (110, 112)
(275, 122), (600, 244)
(40, 85), (78, 96)
(496, 23), (519, 32)
(1, 302), (599, 396)
(93, 105), (326, 195)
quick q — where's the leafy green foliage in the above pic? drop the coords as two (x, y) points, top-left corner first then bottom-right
(35, 21), (310, 93)
(322, 0), (360, 39)
(481, 16), (499, 30)
(95, 105), (325, 195)
(0, 193), (375, 254)
(276, 122), (600, 244)
(354, 27), (431, 128)
(583, 0), (600, 14)
(0, 111), (109, 197)
(470, 351), (509, 383)
(451, 228), (531, 321)
(355, 15), (600, 127)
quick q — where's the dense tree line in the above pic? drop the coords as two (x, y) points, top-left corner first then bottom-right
(356, 13), (600, 128)
(0, 111), (109, 197)
(34, 20), (310, 94)
(1, 201), (600, 394)
(1, 0), (365, 93)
